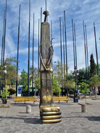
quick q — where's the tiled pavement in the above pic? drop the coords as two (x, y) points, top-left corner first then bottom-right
(0, 98), (100, 133)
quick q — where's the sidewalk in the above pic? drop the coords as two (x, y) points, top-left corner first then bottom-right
(0, 98), (100, 133)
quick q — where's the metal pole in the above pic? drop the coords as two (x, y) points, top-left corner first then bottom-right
(51, 20), (52, 43)
(3, 61), (7, 94)
(74, 23), (77, 91)
(64, 10), (68, 75)
(93, 23), (99, 75)
(28, 0), (31, 96)
(45, 0), (47, 11)
(3, 0), (7, 66)
(32, 13), (35, 96)
(85, 25), (88, 79)
(74, 24), (77, 70)
(85, 25), (89, 76)
(72, 20), (78, 103)
(16, 5), (21, 96)
(72, 19), (75, 70)
(38, 19), (40, 77)
(1, 36), (3, 65)
(40, 7), (42, 22)
(59, 17), (62, 67)
(83, 21), (87, 72)
(63, 22), (65, 77)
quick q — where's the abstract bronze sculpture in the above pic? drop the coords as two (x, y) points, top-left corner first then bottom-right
(39, 9), (61, 123)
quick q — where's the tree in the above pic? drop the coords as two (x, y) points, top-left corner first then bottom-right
(89, 75), (100, 97)
(79, 82), (90, 103)
(19, 69), (31, 93)
(0, 57), (17, 87)
(53, 61), (68, 89)
(90, 54), (96, 77)
(34, 77), (40, 96)
(19, 69), (28, 87)
(30, 67), (38, 81)
(0, 85), (10, 98)
(64, 79), (75, 96)
(34, 77), (40, 90)
(77, 68), (90, 84)
(52, 76), (61, 96)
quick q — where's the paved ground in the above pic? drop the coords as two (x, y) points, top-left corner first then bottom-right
(0, 98), (100, 133)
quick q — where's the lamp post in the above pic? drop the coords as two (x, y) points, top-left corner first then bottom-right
(73, 67), (78, 102)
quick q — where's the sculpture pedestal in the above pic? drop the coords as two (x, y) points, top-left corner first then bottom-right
(40, 105), (61, 123)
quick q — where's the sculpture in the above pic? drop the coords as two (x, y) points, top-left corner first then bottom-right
(39, 4), (61, 124)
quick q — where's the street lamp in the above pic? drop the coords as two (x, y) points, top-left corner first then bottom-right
(73, 67), (79, 102)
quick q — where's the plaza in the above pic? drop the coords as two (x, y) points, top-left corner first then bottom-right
(0, 98), (100, 133)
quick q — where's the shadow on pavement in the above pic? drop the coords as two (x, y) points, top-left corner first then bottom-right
(86, 116), (100, 121)
(0, 116), (41, 124)
(54, 102), (74, 105)
(10, 103), (39, 107)
(62, 115), (100, 121)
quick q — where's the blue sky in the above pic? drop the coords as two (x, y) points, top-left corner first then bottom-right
(0, 0), (100, 73)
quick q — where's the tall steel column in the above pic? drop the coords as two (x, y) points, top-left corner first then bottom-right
(83, 21), (88, 80)
(59, 17), (62, 68)
(16, 5), (21, 96)
(32, 13), (35, 96)
(93, 23), (99, 76)
(72, 19), (78, 103)
(64, 10), (68, 75)
(28, 0), (31, 96)
(38, 19), (40, 77)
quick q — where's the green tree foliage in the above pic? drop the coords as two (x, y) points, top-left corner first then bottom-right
(0, 85), (10, 98)
(53, 61), (64, 86)
(34, 77), (40, 90)
(0, 57), (17, 86)
(19, 69), (28, 87)
(30, 67), (38, 81)
(19, 69), (31, 92)
(79, 82), (90, 94)
(77, 68), (90, 84)
(53, 61), (67, 95)
(79, 82), (90, 103)
(90, 54), (96, 77)
(52, 76), (61, 96)
(64, 79), (75, 96)
(89, 75), (100, 97)
(89, 75), (100, 88)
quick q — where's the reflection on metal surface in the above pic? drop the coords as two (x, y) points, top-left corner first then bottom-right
(40, 105), (61, 124)
(42, 111), (61, 115)
(42, 115), (61, 120)
(42, 119), (61, 123)
(40, 106), (60, 112)
(42, 95), (52, 103)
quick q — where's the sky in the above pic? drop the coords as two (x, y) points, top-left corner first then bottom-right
(0, 0), (100, 74)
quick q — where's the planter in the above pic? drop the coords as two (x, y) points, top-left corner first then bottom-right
(2, 98), (7, 104)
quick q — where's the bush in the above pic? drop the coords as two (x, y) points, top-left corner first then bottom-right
(8, 88), (16, 96)
(0, 85), (10, 98)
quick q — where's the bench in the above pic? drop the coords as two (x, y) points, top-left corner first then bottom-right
(14, 96), (36, 103)
(53, 96), (69, 103)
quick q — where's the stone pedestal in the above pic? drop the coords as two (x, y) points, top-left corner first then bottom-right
(26, 105), (31, 113)
(81, 104), (86, 112)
